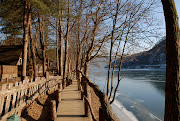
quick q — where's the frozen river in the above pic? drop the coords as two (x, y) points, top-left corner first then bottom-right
(89, 67), (165, 121)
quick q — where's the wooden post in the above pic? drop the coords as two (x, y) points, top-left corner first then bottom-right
(5, 83), (13, 113)
(99, 106), (104, 121)
(77, 72), (81, 90)
(84, 97), (88, 117)
(87, 84), (91, 103)
(6, 78), (8, 83)
(0, 84), (6, 116)
(83, 80), (87, 96)
(84, 81), (88, 117)
(58, 83), (61, 90)
(87, 83), (91, 119)
(79, 72), (82, 87)
(63, 78), (66, 89)
(57, 83), (62, 103)
(50, 100), (56, 120)
(46, 71), (49, 81)
(57, 89), (61, 103)
(81, 78), (84, 100)
(81, 87), (83, 100)
(60, 83), (62, 91)
(71, 79), (72, 85)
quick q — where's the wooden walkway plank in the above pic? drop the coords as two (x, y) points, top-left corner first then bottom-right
(55, 80), (89, 121)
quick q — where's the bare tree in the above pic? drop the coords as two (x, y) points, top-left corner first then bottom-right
(58, 0), (64, 76)
(63, 0), (71, 88)
(104, 0), (160, 104)
(81, 0), (111, 76)
(107, 0), (120, 96)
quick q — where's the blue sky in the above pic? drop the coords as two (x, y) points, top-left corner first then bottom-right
(174, 0), (180, 24)
(0, 1), (180, 44)
(125, 0), (180, 53)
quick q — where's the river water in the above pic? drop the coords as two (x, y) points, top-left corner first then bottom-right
(89, 64), (165, 121)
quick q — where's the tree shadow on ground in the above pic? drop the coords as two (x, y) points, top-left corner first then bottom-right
(21, 91), (58, 121)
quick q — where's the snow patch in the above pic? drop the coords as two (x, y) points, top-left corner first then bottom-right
(111, 100), (138, 121)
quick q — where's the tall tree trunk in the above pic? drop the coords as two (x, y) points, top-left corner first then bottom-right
(84, 50), (90, 76)
(58, 0), (64, 76)
(42, 22), (46, 77)
(28, 37), (31, 64)
(38, 14), (46, 77)
(161, 0), (180, 120)
(107, 41), (113, 96)
(22, 0), (29, 80)
(76, 22), (80, 73)
(109, 34), (122, 100)
(84, 60), (90, 76)
(56, 19), (59, 73)
(76, 0), (83, 73)
(110, 33), (128, 104)
(27, 19), (32, 78)
(29, 6), (37, 80)
(63, 0), (70, 87)
(84, 23), (97, 76)
(108, 1), (119, 98)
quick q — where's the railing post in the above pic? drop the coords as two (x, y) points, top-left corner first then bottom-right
(57, 83), (62, 103)
(50, 100), (56, 120)
(77, 71), (81, 90)
(46, 71), (49, 81)
(87, 83), (91, 104)
(60, 82), (63, 91)
(99, 106), (104, 121)
(63, 77), (67, 88)
(84, 81), (88, 117)
(58, 90), (61, 103)
(81, 77), (84, 100)
(6, 78), (8, 83)
(87, 84), (92, 121)
(83, 79), (92, 120)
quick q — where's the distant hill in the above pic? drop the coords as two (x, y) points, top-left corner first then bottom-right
(111, 38), (166, 69)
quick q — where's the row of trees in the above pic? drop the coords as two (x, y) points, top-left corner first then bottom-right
(0, 0), (180, 120)
(0, 0), (164, 100)
(0, 0), (162, 83)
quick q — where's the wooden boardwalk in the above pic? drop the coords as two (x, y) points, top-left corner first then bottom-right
(55, 80), (89, 121)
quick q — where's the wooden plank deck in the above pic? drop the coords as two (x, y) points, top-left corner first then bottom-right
(55, 80), (89, 121)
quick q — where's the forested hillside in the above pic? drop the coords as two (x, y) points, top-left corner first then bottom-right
(111, 38), (166, 68)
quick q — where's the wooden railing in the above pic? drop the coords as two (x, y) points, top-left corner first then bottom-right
(0, 75), (63, 121)
(77, 70), (119, 121)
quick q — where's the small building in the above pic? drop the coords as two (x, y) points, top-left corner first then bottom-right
(0, 45), (22, 79)
(0, 45), (54, 79)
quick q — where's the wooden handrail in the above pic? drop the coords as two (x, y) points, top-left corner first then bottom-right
(83, 96), (97, 121)
(0, 76), (63, 121)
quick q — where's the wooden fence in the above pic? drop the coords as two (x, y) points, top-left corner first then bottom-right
(77, 71), (119, 121)
(0, 76), (63, 121)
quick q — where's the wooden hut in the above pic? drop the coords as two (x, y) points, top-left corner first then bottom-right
(0, 45), (22, 79)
